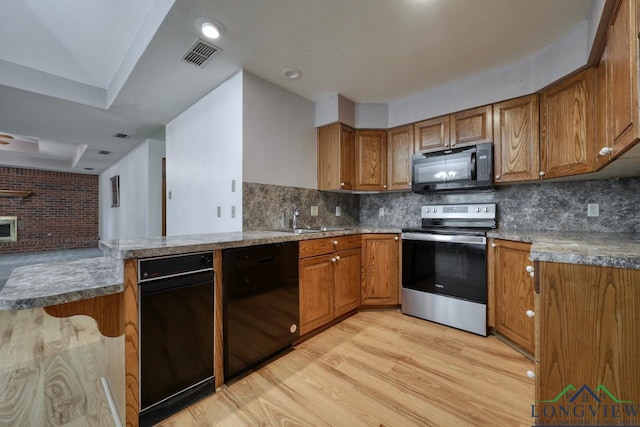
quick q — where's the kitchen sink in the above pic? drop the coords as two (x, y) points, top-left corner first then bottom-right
(274, 227), (353, 234)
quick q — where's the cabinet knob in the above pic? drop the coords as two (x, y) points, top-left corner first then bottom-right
(333, 240), (338, 245)
(526, 370), (536, 379)
(526, 310), (536, 318)
(394, 236), (398, 241)
(451, 142), (456, 147)
(444, 143), (449, 147)
(490, 243), (497, 248)
(340, 182), (345, 187)
(530, 272), (535, 277)
(599, 146), (613, 156)
(525, 265), (535, 273)
(335, 255), (341, 261)
(538, 171), (545, 177)
(495, 175), (501, 180)
(331, 257), (337, 263)
(383, 184), (387, 189)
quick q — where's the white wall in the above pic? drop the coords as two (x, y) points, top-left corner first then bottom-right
(355, 103), (388, 129)
(99, 138), (165, 240)
(243, 71), (317, 189)
(165, 71), (243, 235)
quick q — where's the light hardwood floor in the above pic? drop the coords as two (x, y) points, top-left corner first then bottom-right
(161, 310), (534, 427)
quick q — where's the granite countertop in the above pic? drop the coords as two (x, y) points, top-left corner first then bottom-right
(488, 230), (640, 270)
(0, 256), (123, 310)
(99, 228), (401, 259)
(0, 228), (400, 310)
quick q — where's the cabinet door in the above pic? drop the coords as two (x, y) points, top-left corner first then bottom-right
(493, 240), (535, 354)
(355, 130), (387, 191)
(536, 262), (640, 426)
(299, 256), (334, 334)
(451, 105), (493, 148)
(387, 125), (414, 190)
(608, 0), (638, 153)
(414, 115), (450, 152)
(361, 234), (400, 306)
(493, 95), (539, 183)
(317, 123), (355, 191)
(540, 68), (595, 179)
(595, 44), (611, 170)
(334, 248), (361, 317)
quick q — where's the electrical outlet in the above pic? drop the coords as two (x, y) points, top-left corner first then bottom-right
(379, 207), (385, 217)
(231, 206), (236, 218)
(587, 203), (599, 217)
(310, 206), (319, 216)
(231, 179), (236, 192)
(217, 206), (221, 218)
(335, 206), (341, 216)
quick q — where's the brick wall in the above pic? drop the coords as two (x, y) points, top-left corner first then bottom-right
(0, 167), (99, 254)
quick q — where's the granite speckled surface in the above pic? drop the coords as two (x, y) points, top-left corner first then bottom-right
(488, 230), (640, 270)
(243, 182), (359, 230)
(0, 257), (123, 310)
(100, 228), (401, 259)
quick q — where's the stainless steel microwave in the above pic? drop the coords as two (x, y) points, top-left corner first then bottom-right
(411, 142), (493, 193)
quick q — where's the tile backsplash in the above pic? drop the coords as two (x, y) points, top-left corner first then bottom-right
(359, 177), (640, 232)
(244, 177), (640, 233)
(243, 182), (359, 230)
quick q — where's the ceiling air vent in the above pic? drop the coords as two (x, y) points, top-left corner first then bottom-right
(114, 133), (129, 139)
(183, 39), (221, 67)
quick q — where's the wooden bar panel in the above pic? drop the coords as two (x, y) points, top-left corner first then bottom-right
(44, 291), (124, 338)
(214, 250), (224, 388)
(124, 259), (139, 427)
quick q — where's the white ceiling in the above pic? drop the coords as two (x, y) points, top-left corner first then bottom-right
(0, 0), (594, 174)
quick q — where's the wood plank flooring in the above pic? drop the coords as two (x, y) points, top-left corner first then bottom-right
(161, 310), (535, 427)
(0, 308), (124, 426)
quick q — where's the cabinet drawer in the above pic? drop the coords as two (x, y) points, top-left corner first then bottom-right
(299, 234), (361, 258)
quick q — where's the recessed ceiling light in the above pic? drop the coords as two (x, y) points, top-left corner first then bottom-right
(84, 167), (94, 171)
(114, 133), (129, 139)
(282, 68), (302, 80)
(99, 150), (111, 155)
(201, 21), (221, 39)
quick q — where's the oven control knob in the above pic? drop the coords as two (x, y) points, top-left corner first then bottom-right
(475, 207), (481, 212)
(483, 207), (489, 212)
(433, 207), (437, 213)
(425, 208), (431, 213)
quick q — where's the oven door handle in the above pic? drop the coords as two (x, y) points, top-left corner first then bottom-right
(402, 233), (486, 245)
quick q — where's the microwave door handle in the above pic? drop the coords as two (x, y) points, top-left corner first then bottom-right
(470, 152), (477, 180)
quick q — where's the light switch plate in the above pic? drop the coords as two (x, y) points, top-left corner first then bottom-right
(379, 207), (385, 217)
(231, 179), (236, 192)
(217, 206), (221, 218)
(587, 203), (599, 217)
(231, 206), (236, 218)
(311, 206), (319, 216)
(335, 206), (341, 216)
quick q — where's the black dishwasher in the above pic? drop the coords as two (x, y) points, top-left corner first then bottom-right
(223, 242), (299, 380)
(138, 252), (215, 427)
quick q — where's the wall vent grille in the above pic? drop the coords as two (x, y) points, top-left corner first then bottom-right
(183, 39), (221, 67)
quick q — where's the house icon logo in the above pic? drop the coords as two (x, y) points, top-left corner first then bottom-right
(532, 384), (639, 426)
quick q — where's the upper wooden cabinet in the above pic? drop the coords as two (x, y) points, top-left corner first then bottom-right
(540, 68), (595, 179)
(414, 105), (492, 153)
(492, 239), (535, 354)
(493, 95), (540, 183)
(317, 123), (355, 191)
(361, 234), (400, 306)
(596, 0), (640, 167)
(414, 115), (450, 152)
(595, 43), (611, 170)
(451, 105), (493, 147)
(386, 125), (414, 190)
(355, 130), (388, 191)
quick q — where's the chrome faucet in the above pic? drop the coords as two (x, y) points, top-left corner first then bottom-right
(292, 208), (300, 229)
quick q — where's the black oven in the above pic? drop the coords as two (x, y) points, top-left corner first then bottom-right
(401, 204), (495, 336)
(411, 142), (493, 193)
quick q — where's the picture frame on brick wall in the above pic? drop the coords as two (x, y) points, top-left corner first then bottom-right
(110, 175), (120, 207)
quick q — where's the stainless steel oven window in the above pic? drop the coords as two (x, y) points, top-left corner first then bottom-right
(0, 216), (17, 242)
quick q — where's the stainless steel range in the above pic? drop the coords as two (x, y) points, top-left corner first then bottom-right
(401, 203), (496, 336)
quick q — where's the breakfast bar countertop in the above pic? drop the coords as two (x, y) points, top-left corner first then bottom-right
(0, 228), (401, 310)
(487, 230), (640, 270)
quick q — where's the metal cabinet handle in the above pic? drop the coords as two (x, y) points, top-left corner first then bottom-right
(331, 257), (336, 263)
(526, 310), (535, 318)
(335, 255), (340, 261)
(599, 146), (613, 156)
(527, 370), (535, 379)
(340, 182), (345, 187)
(495, 175), (501, 180)
(539, 171), (545, 177)
(333, 240), (338, 245)
(394, 236), (398, 241)
(490, 243), (497, 248)
(383, 184), (387, 189)
(525, 266), (535, 273)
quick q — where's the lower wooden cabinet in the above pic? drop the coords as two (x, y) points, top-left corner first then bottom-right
(361, 234), (400, 306)
(492, 239), (535, 354)
(299, 236), (361, 335)
(535, 262), (640, 426)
